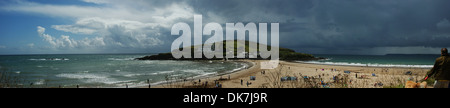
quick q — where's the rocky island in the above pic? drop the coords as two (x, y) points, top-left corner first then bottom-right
(135, 40), (324, 61)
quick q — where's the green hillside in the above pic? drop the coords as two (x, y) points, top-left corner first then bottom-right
(135, 40), (321, 61)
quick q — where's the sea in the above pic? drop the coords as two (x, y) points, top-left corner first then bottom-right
(0, 54), (440, 88)
(0, 54), (248, 88)
(301, 54), (440, 68)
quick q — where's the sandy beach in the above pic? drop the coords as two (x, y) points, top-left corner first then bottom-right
(152, 60), (431, 88)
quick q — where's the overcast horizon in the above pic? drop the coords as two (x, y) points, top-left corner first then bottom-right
(1, 0), (450, 55)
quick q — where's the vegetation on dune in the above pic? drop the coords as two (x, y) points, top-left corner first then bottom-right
(0, 68), (24, 88)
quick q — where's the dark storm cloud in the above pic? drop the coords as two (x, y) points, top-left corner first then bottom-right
(186, 0), (450, 54)
(4, 0), (448, 55)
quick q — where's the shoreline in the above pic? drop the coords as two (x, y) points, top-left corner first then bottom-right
(151, 60), (431, 88)
(145, 60), (256, 88)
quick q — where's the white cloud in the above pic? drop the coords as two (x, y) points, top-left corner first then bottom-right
(51, 25), (98, 35)
(82, 0), (110, 4)
(51, 17), (160, 35)
(2, 2), (110, 18)
(37, 26), (57, 47)
(3, 0), (194, 52)
(36, 26), (106, 49)
(37, 24), (164, 50)
(1, 0), (195, 26)
(0, 45), (6, 49)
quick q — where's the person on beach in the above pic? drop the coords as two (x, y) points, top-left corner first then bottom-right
(241, 79), (243, 85)
(425, 48), (450, 88)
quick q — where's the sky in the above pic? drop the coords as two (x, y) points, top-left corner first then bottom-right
(0, 0), (450, 55)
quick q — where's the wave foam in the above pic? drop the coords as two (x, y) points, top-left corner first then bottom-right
(29, 58), (69, 61)
(107, 58), (134, 61)
(183, 69), (204, 73)
(34, 79), (45, 85)
(56, 73), (108, 79)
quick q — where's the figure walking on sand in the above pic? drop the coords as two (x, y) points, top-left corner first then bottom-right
(425, 48), (450, 88)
